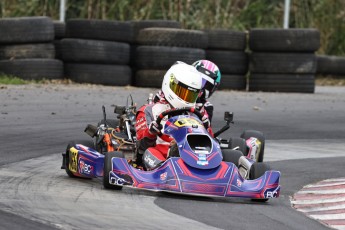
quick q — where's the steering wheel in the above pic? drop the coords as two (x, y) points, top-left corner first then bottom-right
(155, 107), (207, 129)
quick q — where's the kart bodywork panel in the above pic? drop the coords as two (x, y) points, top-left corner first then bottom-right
(67, 144), (280, 199)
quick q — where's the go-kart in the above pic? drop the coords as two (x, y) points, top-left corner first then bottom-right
(61, 99), (280, 202)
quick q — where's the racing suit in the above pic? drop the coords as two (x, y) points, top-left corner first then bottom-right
(136, 94), (213, 170)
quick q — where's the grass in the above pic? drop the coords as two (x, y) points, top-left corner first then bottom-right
(0, 74), (28, 84)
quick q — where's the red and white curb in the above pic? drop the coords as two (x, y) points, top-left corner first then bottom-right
(291, 178), (345, 230)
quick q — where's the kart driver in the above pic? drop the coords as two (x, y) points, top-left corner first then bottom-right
(135, 62), (212, 170)
(192, 60), (222, 123)
(154, 60), (221, 123)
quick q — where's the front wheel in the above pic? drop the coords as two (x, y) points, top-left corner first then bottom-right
(229, 137), (248, 156)
(103, 151), (124, 190)
(249, 162), (271, 202)
(222, 149), (244, 167)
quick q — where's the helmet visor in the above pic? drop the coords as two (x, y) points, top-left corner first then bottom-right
(170, 78), (200, 104)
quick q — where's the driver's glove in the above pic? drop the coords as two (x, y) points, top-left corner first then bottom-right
(201, 115), (210, 129)
(148, 121), (162, 135)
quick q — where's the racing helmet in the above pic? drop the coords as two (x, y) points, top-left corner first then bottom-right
(192, 60), (221, 99)
(162, 63), (202, 108)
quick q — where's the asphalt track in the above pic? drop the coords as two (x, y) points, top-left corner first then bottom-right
(0, 84), (345, 230)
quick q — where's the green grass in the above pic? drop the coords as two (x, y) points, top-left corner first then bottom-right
(0, 74), (28, 84)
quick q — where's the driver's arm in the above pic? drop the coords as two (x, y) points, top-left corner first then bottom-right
(135, 108), (157, 153)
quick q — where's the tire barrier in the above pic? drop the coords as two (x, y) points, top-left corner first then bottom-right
(248, 29), (320, 93)
(130, 20), (182, 44)
(132, 25), (206, 88)
(65, 63), (131, 86)
(0, 17), (63, 80)
(205, 29), (248, 91)
(4, 16), (344, 94)
(61, 19), (132, 85)
(317, 55), (345, 76)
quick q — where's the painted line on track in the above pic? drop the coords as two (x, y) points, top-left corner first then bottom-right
(292, 178), (345, 230)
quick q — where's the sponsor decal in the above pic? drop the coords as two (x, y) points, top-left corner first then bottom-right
(79, 160), (93, 175)
(197, 160), (209, 166)
(110, 173), (126, 185)
(160, 172), (168, 181)
(236, 179), (242, 187)
(197, 153), (209, 165)
(144, 154), (156, 167)
(264, 187), (280, 198)
(69, 147), (78, 173)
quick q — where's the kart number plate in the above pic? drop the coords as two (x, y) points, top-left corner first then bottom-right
(174, 118), (200, 127)
(69, 147), (78, 173)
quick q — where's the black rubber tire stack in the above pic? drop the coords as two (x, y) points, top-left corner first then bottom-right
(0, 17), (63, 80)
(316, 55), (345, 76)
(133, 24), (207, 88)
(248, 29), (320, 93)
(204, 29), (248, 91)
(58, 19), (132, 86)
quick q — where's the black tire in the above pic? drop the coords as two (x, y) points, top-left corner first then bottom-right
(137, 28), (208, 49)
(250, 52), (317, 74)
(249, 74), (315, 93)
(130, 20), (182, 43)
(249, 29), (320, 52)
(65, 63), (132, 86)
(0, 16), (54, 44)
(240, 130), (265, 162)
(206, 50), (248, 74)
(53, 21), (65, 39)
(249, 162), (271, 202)
(57, 39), (130, 64)
(65, 19), (131, 43)
(218, 74), (246, 91)
(203, 29), (247, 50)
(229, 137), (248, 156)
(135, 46), (205, 69)
(317, 55), (345, 75)
(222, 149), (244, 167)
(134, 69), (165, 88)
(0, 43), (55, 60)
(65, 140), (94, 178)
(0, 59), (63, 80)
(103, 151), (124, 190)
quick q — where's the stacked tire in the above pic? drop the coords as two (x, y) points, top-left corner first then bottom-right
(317, 55), (345, 76)
(204, 29), (248, 90)
(133, 23), (207, 88)
(248, 29), (320, 93)
(0, 17), (63, 80)
(57, 19), (132, 86)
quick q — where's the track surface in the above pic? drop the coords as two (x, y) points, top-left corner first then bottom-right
(0, 84), (345, 230)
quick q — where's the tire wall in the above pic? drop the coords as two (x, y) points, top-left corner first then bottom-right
(0, 17), (63, 80)
(205, 29), (248, 91)
(4, 17), (343, 94)
(248, 29), (320, 93)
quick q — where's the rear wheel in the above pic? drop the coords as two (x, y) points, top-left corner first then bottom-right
(65, 140), (94, 178)
(103, 151), (124, 190)
(240, 130), (265, 162)
(222, 149), (243, 167)
(249, 162), (271, 202)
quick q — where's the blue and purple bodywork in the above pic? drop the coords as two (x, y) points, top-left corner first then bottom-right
(67, 115), (280, 200)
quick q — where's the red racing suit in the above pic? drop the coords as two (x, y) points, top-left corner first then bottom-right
(135, 95), (213, 170)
